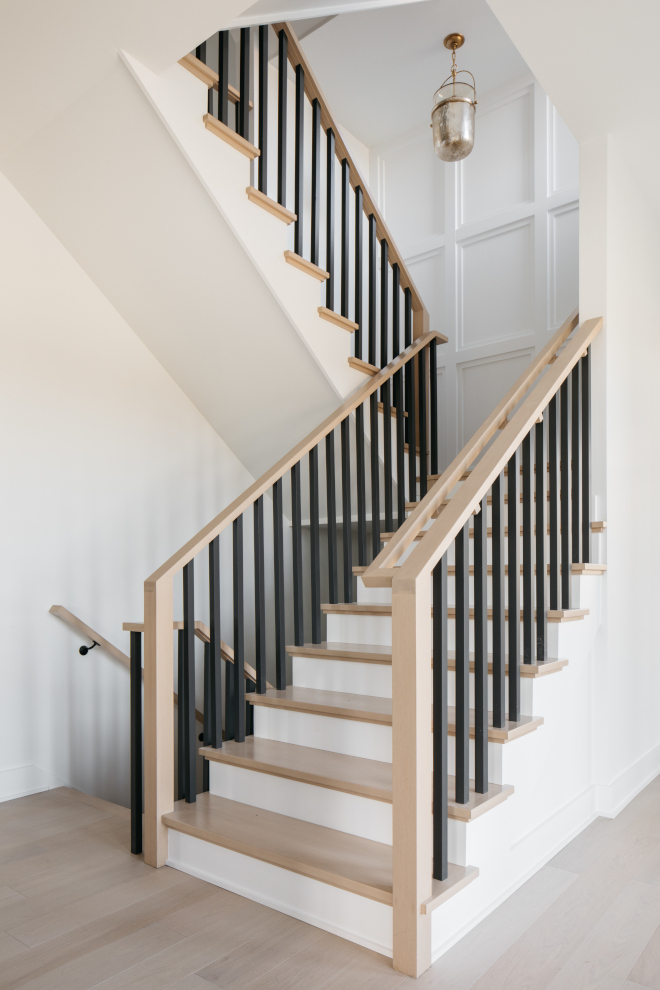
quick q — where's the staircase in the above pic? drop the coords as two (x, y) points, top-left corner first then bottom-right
(104, 22), (605, 983)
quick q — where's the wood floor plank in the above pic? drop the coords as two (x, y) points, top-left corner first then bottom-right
(308, 946), (407, 990)
(15, 922), (183, 990)
(628, 920), (660, 989)
(543, 880), (660, 990)
(239, 930), (369, 990)
(0, 933), (25, 964)
(196, 915), (322, 987)
(414, 866), (579, 990)
(469, 833), (660, 990)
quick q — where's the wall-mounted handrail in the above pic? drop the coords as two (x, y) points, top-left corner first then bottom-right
(272, 21), (428, 338)
(362, 307), (580, 587)
(145, 329), (444, 589)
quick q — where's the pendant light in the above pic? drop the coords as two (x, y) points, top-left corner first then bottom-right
(432, 33), (477, 162)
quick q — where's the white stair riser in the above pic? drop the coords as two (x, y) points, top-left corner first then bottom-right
(327, 611), (565, 657)
(167, 830), (393, 957)
(254, 705), (392, 762)
(356, 574), (585, 609)
(292, 655), (391, 697)
(209, 762), (392, 844)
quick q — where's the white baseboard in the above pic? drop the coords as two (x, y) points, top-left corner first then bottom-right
(0, 764), (64, 803)
(596, 743), (660, 817)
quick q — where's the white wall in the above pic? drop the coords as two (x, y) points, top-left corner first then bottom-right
(580, 137), (660, 812)
(0, 171), (258, 806)
(371, 75), (579, 470)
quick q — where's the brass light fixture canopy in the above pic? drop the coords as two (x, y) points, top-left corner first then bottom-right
(432, 32), (477, 162)
(443, 33), (465, 51)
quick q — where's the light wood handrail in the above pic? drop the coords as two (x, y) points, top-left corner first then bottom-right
(397, 316), (603, 591)
(362, 307), (580, 587)
(272, 21), (429, 339)
(145, 330), (445, 589)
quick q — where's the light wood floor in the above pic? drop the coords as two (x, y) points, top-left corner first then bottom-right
(2, 777), (660, 988)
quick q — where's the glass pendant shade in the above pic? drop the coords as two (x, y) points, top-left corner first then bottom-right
(432, 35), (477, 162)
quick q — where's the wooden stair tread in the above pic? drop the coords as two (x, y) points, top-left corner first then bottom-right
(447, 709), (543, 742)
(246, 186), (296, 224)
(200, 737), (392, 802)
(381, 524), (606, 541)
(203, 113), (259, 159)
(200, 739), (514, 820)
(448, 779), (514, 821)
(286, 641), (392, 664)
(284, 250), (328, 280)
(321, 603), (589, 623)
(248, 686), (392, 724)
(423, 865), (479, 913)
(162, 791), (392, 904)
(318, 307), (358, 332)
(444, 564), (607, 576)
(447, 654), (568, 678)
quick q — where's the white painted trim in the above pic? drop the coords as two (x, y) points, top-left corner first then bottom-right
(229, 0), (430, 29)
(0, 764), (65, 803)
(596, 743), (660, 818)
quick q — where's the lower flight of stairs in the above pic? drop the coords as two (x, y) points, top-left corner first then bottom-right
(161, 554), (604, 960)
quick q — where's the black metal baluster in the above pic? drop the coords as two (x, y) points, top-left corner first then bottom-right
(354, 187), (363, 359)
(549, 395), (560, 609)
(582, 348), (591, 562)
(522, 431), (533, 663)
(309, 446), (321, 643)
(326, 128), (335, 309)
(245, 677), (255, 736)
(356, 404), (367, 565)
(341, 417), (353, 603)
(383, 379), (393, 536)
(294, 64), (305, 257)
(430, 338), (438, 477)
(326, 431), (338, 603)
(218, 32), (229, 126)
(224, 630), (235, 742)
(380, 240), (389, 374)
(177, 629), (185, 796)
(492, 473), (505, 728)
(277, 30), (287, 207)
(508, 449), (520, 721)
(202, 641), (210, 791)
(233, 516), (245, 743)
(560, 378), (572, 608)
(571, 363), (582, 563)
(392, 263), (400, 361)
(432, 553), (448, 881)
(253, 499), (266, 692)
(395, 367), (405, 530)
(311, 100), (321, 266)
(257, 26), (268, 191)
(455, 522), (469, 804)
(209, 537), (223, 737)
(536, 413), (547, 663)
(407, 341), (417, 507)
(419, 345), (427, 499)
(273, 479), (286, 689)
(370, 392), (381, 558)
(341, 160), (349, 318)
(183, 561), (196, 802)
(196, 41), (206, 62)
(474, 497), (488, 794)
(238, 28), (250, 140)
(291, 462), (304, 645)
(130, 630), (142, 853)
(368, 215), (377, 366)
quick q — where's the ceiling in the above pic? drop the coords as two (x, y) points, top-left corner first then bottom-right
(295, 0), (531, 148)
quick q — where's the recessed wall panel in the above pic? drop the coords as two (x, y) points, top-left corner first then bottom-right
(459, 349), (532, 447)
(458, 220), (534, 349)
(549, 204), (578, 329)
(550, 106), (579, 194)
(380, 135), (444, 248)
(408, 248), (444, 337)
(460, 89), (533, 224)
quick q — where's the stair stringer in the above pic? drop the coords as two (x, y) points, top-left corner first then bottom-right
(122, 51), (366, 402)
(430, 571), (604, 961)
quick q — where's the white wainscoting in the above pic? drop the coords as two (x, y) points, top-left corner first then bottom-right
(371, 75), (579, 469)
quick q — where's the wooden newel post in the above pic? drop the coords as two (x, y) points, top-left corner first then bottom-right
(391, 572), (434, 977)
(143, 575), (175, 868)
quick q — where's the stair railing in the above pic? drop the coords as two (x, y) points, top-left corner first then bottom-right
(141, 330), (443, 868)
(184, 22), (429, 368)
(361, 312), (603, 977)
